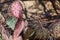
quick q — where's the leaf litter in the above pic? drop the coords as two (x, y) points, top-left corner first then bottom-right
(0, 0), (60, 40)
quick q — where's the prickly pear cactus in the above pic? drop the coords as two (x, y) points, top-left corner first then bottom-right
(10, 1), (22, 18)
(23, 27), (35, 40)
(36, 29), (50, 40)
(6, 0), (23, 30)
(52, 21), (60, 38)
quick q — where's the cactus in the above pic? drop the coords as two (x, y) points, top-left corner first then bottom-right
(10, 1), (22, 18)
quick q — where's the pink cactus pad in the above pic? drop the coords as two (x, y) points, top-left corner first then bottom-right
(10, 1), (22, 18)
